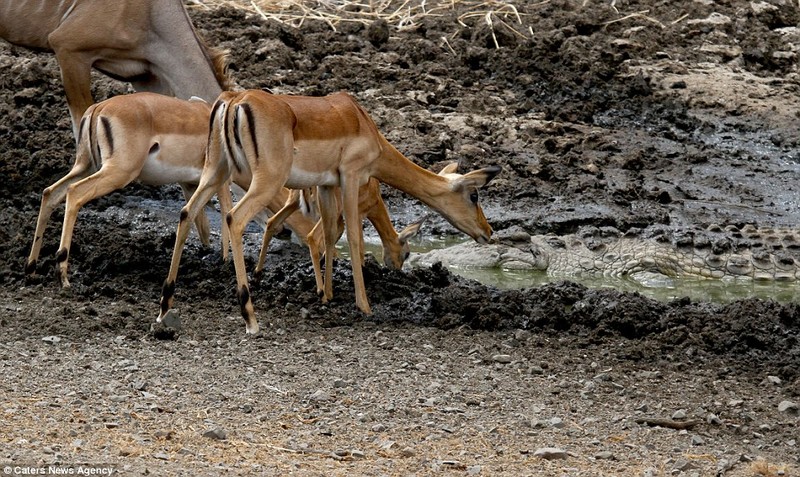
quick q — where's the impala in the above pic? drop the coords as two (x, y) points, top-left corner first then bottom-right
(255, 179), (425, 294)
(160, 90), (500, 335)
(24, 92), (314, 288)
(0, 0), (230, 139)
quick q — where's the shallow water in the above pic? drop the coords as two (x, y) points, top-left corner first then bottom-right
(351, 236), (800, 304)
(125, 195), (800, 305)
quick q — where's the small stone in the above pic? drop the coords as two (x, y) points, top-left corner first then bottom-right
(109, 395), (128, 403)
(333, 379), (347, 388)
(595, 450), (614, 460)
(533, 447), (568, 460)
(728, 399), (744, 407)
(766, 375), (782, 385)
(202, 428), (227, 440)
(351, 450), (365, 459)
(152, 452), (170, 460)
(467, 465), (482, 475)
(105, 422), (120, 429)
(778, 400), (798, 414)
(492, 354), (512, 364)
(400, 447), (415, 457)
(371, 423), (387, 432)
(691, 435), (705, 446)
(42, 336), (61, 344)
(672, 409), (687, 420)
(549, 417), (565, 428)
(378, 439), (397, 450)
(706, 413), (722, 425)
(160, 309), (181, 331)
(673, 458), (696, 471)
(308, 390), (331, 402)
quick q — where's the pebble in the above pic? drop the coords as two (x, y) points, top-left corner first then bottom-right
(152, 452), (170, 460)
(400, 447), (415, 457)
(706, 413), (722, 425)
(672, 458), (696, 471)
(308, 390), (331, 402)
(371, 423), (387, 432)
(533, 447), (568, 460)
(202, 428), (227, 440)
(594, 450), (614, 460)
(778, 400), (798, 414)
(691, 435), (705, 446)
(41, 335), (61, 344)
(549, 417), (565, 428)
(672, 409), (687, 420)
(467, 465), (482, 475)
(492, 354), (512, 364)
(766, 375), (782, 385)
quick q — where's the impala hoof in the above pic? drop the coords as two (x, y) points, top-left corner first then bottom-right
(245, 321), (259, 335)
(24, 260), (37, 276)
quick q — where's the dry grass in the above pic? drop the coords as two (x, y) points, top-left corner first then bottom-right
(750, 458), (793, 477)
(188, 0), (540, 44)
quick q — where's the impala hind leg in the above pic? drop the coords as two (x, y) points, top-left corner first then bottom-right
(26, 163), (92, 276)
(57, 164), (139, 288)
(227, 184), (286, 335)
(158, 176), (225, 322)
(180, 183), (211, 247)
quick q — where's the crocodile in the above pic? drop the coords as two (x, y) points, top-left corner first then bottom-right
(410, 225), (800, 281)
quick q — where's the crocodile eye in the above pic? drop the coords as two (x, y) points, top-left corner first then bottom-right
(469, 191), (479, 203)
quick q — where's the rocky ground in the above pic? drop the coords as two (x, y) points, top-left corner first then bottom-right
(0, 0), (799, 475)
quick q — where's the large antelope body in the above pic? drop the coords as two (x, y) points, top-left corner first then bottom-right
(0, 0), (230, 139)
(161, 90), (500, 335)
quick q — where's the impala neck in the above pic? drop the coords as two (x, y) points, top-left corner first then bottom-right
(374, 137), (449, 210)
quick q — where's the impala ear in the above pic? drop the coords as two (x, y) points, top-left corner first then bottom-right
(438, 162), (460, 175)
(451, 165), (502, 191)
(398, 218), (426, 243)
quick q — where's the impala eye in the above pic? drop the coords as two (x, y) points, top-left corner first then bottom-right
(469, 191), (479, 203)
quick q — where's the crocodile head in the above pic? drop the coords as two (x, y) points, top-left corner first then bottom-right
(528, 236), (555, 271)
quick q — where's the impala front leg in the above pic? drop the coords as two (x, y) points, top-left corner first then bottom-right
(317, 186), (339, 304)
(341, 176), (371, 314)
(180, 183), (211, 247)
(254, 189), (301, 281)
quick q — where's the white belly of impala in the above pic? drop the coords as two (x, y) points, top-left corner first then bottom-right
(285, 168), (339, 189)
(137, 138), (204, 186)
(139, 159), (202, 186)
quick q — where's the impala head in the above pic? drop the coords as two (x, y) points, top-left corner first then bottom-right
(383, 218), (426, 269)
(436, 163), (501, 244)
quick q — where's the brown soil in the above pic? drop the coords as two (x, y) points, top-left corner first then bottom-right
(1, 1), (799, 475)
